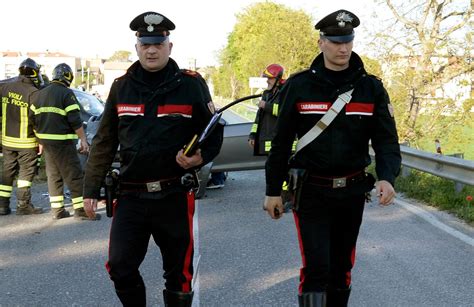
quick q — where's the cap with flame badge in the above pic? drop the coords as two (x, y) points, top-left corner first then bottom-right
(130, 12), (176, 44)
(315, 10), (360, 43)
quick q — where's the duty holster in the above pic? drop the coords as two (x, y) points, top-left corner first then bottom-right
(286, 168), (307, 211)
(181, 171), (200, 192)
(105, 169), (119, 218)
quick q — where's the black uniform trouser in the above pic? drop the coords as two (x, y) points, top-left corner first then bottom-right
(294, 185), (365, 293)
(0, 148), (37, 206)
(107, 191), (195, 293)
(42, 143), (84, 209)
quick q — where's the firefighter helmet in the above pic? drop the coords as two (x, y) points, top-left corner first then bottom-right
(19, 58), (43, 88)
(19, 58), (40, 77)
(52, 63), (74, 87)
(262, 64), (284, 79)
(262, 64), (285, 86)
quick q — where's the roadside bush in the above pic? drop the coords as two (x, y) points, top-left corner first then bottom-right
(366, 164), (473, 225)
(395, 168), (474, 225)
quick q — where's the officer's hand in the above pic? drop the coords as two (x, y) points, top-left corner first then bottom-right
(263, 196), (284, 219)
(376, 180), (396, 206)
(83, 198), (98, 219)
(176, 149), (203, 169)
(248, 139), (255, 148)
(38, 144), (43, 155)
(79, 139), (90, 155)
(258, 100), (266, 109)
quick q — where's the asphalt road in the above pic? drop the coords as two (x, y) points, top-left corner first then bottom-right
(1, 170), (473, 306)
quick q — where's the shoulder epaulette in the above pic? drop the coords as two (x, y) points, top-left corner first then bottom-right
(367, 73), (382, 81)
(115, 74), (128, 82)
(181, 69), (202, 78)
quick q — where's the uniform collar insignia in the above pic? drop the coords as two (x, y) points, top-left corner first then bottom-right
(336, 12), (353, 28)
(144, 14), (164, 32)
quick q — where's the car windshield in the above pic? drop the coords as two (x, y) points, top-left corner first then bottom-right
(73, 90), (104, 116)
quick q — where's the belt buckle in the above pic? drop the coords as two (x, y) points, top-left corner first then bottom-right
(146, 181), (162, 192)
(332, 177), (346, 188)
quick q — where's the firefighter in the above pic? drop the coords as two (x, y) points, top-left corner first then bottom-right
(0, 58), (44, 215)
(82, 11), (223, 306)
(29, 63), (100, 221)
(248, 64), (286, 155)
(248, 64), (294, 208)
(263, 10), (401, 306)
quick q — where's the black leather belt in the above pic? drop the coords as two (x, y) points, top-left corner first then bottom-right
(120, 177), (182, 193)
(306, 171), (366, 188)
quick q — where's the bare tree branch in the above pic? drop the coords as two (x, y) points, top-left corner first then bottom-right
(386, 0), (419, 28)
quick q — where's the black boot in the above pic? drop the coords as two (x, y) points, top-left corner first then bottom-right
(115, 283), (146, 307)
(327, 287), (351, 307)
(0, 205), (11, 215)
(298, 292), (327, 307)
(163, 289), (193, 307)
(16, 200), (43, 215)
(52, 207), (70, 220)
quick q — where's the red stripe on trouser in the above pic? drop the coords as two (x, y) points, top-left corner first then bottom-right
(181, 191), (195, 292)
(293, 211), (306, 295)
(105, 202), (117, 275)
(346, 246), (356, 286)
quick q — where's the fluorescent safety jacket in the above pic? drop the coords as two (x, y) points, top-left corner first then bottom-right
(29, 81), (83, 145)
(0, 76), (39, 150)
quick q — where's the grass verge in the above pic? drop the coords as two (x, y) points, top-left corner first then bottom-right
(394, 168), (473, 225)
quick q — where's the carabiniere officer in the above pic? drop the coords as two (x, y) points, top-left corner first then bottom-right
(263, 9), (401, 307)
(82, 11), (223, 307)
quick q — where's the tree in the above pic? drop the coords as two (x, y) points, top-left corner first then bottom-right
(370, 0), (473, 145)
(361, 55), (383, 77)
(108, 50), (132, 62)
(212, 2), (319, 98)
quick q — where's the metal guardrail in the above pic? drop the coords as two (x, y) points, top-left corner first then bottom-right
(371, 145), (474, 186)
(213, 100), (474, 187)
(400, 146), (474, 186)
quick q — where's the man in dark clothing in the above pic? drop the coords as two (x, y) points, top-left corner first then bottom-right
(82, 11), (223, 307)
(30, 63), (98, 221)
(248, 63), (286, 156)
(0, 58), (44, 215)
(263, 10), (401, 307)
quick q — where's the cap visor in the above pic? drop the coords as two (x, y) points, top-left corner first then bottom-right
(323, 33), (354, 43)
(137, 36), (168, 44)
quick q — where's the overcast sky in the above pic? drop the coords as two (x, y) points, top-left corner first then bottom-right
(0, 0), (375, 66)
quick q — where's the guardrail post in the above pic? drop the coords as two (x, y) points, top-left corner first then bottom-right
(401, 165), (411, 178)
(447, 153), (465, 193)
(400, 142), (411, 177)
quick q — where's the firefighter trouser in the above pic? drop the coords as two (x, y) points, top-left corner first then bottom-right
(42, 143), (84, 210)
(293, 185), (365, 294)
(107, 191), (195, 293)
(0, 148), (38, 206)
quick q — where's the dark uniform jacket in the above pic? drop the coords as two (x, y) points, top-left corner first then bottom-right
(29, 82), (83, 145)
(249, 87), (282, 156)
(83, 58), (223, 199)
(265, 52), (401, 196)
(0, 76), (39, 150)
